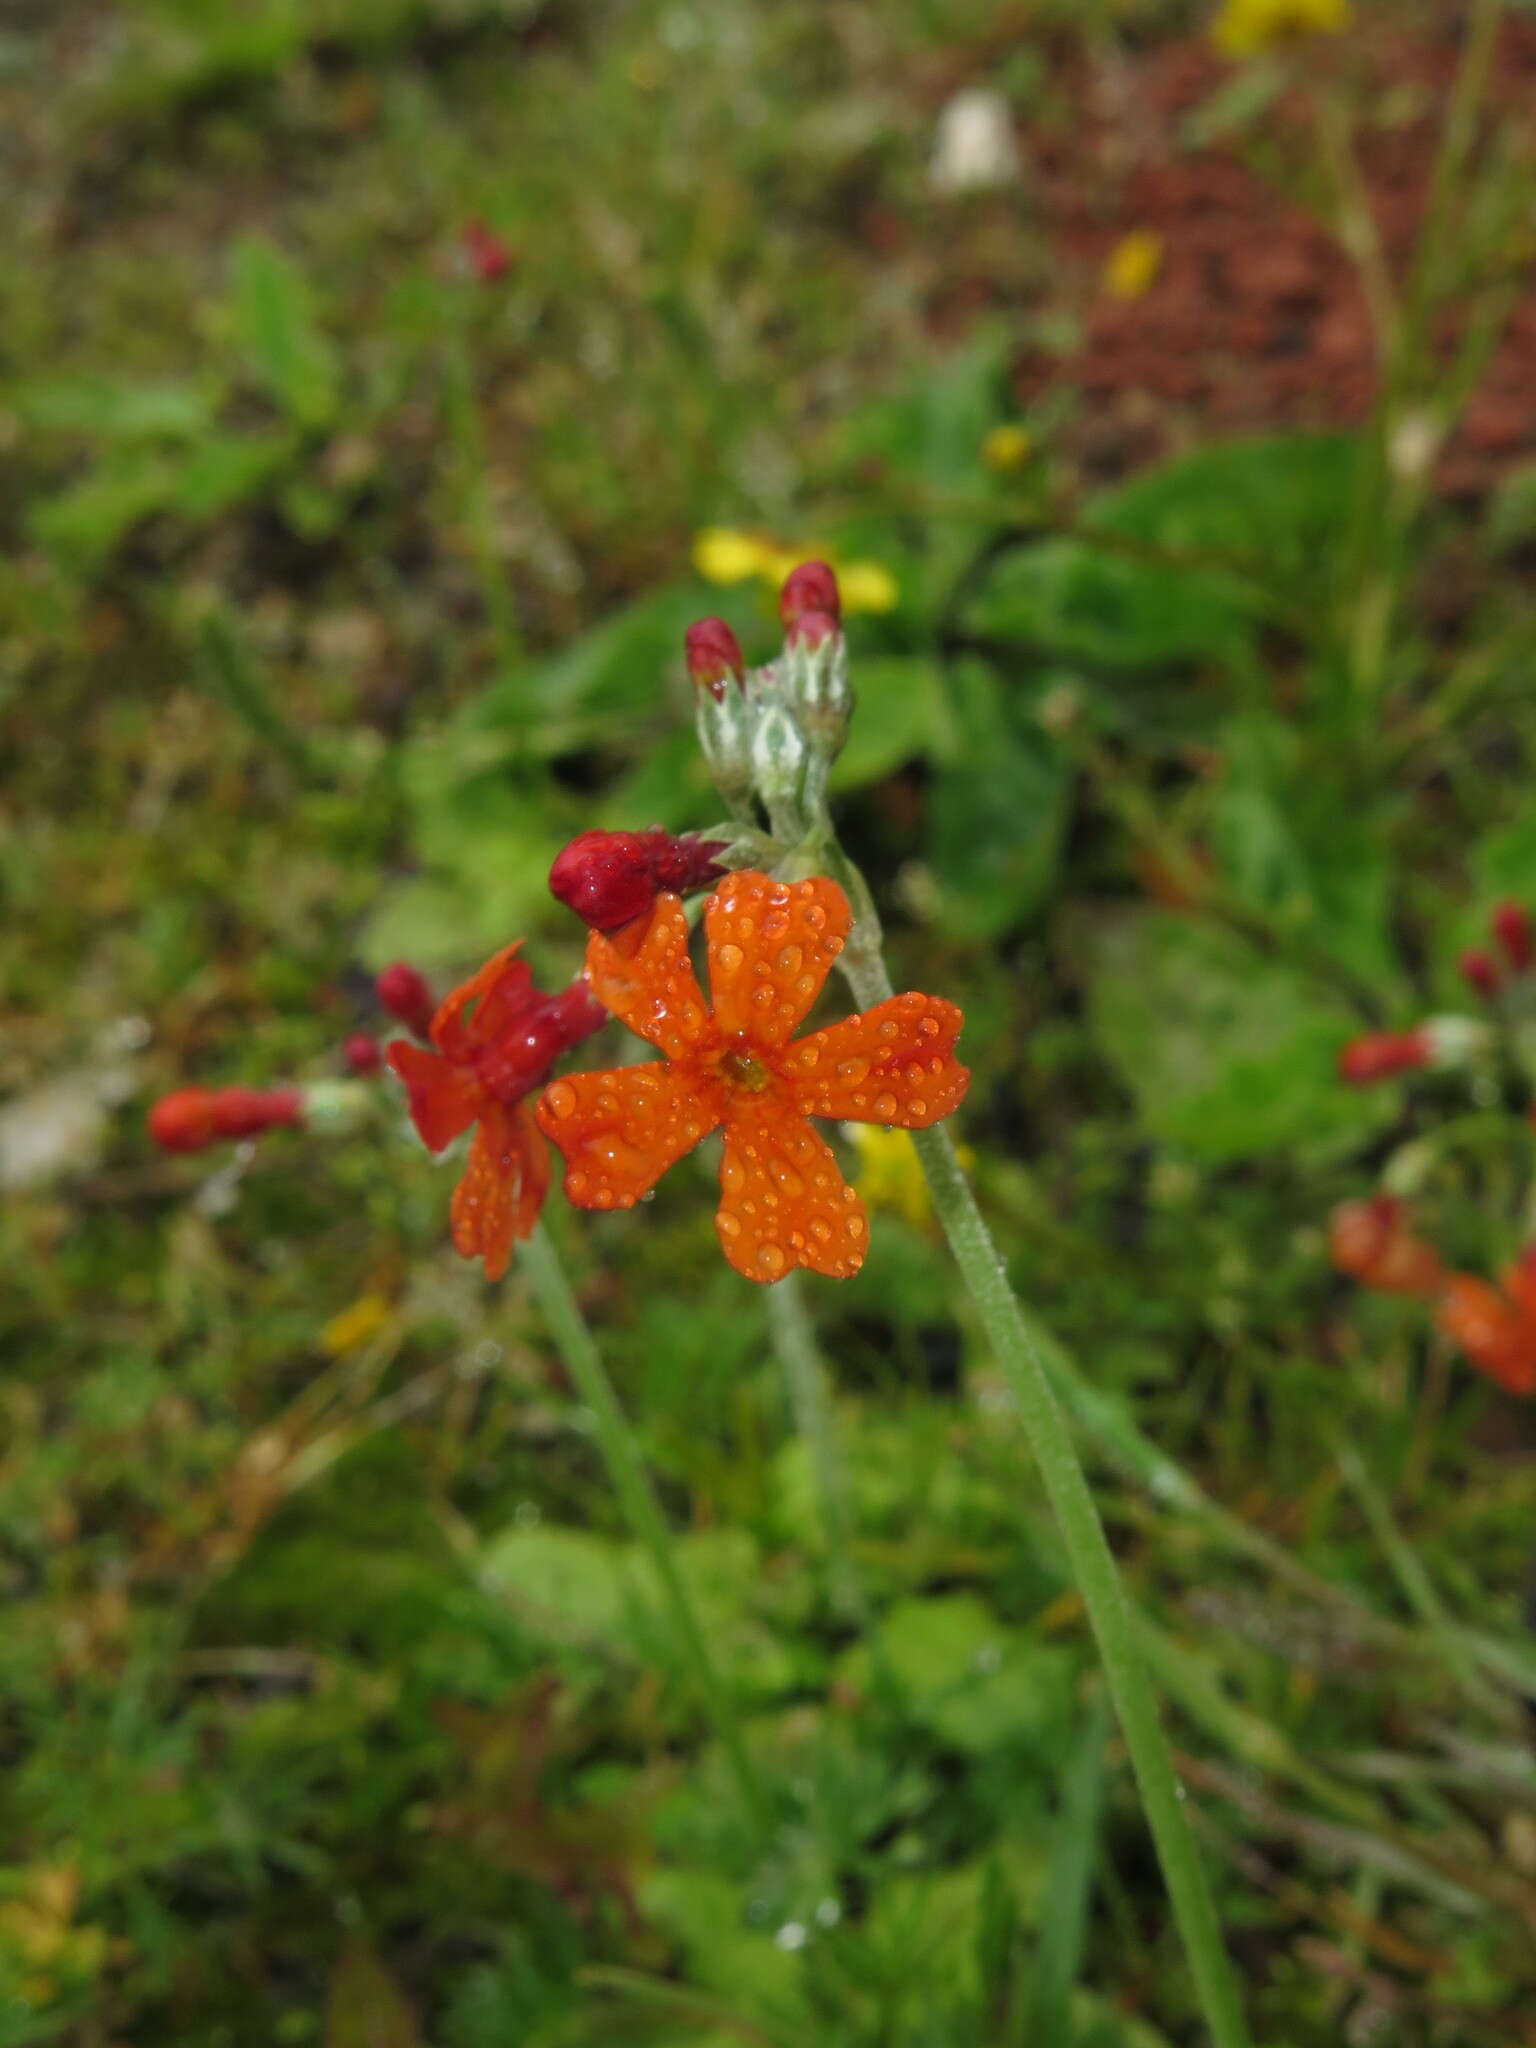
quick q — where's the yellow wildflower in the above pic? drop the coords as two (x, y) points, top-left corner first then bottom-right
(834, 559), (900, 615)
(320, 1293), (392, 1355)
(982, 423), (1033, 473)
(1211, 0), (1349, 58)
(847, 1125), (931, 1229)
(1103, 229), (1164, 302)
(692, 528), (778, 586)
(694, 529), (900, 616)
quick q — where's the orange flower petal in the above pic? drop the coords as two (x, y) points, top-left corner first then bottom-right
(387, 1039), (484, 1152)
(538, 1061), (726, 1210)
(584, 895), (715, 1061)
(716, 1101), (868, 1283)
(705, 871), (851, 1047)
(783, 992), (969, 1127)
(450, 1100), (549, 1281)
(430, 941), (531, 1059)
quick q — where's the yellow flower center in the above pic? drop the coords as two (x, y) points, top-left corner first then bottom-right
(721, 1047), (772, 1093)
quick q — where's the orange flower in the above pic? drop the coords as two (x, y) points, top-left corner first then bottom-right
(1437, 1251), (1536, 1397)
(536, 871), (969, 1283)
(388, 945), (602, 1282)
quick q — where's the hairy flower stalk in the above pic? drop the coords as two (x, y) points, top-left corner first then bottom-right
(660, 565), (1250, 2044)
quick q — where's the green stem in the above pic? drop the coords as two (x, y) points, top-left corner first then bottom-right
(768, 1272), (868, 1626)
(442, 318), (524, 674)
(834, 926), (1249, 2048)
(521, 1222), (768, 1826)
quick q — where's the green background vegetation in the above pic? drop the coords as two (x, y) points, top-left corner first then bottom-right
(5, 1), (1536, 2041)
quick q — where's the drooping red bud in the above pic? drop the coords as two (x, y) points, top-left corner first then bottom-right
(148, 1085), (305, 1154)
(376, 962), (437, 1039)
(778, 560), (841, 631)
(460, 217), (513, 284)
(1336, 1027), (1431, 1086)
(549, 829), (728, 933)
(787, 607), (839, 650)
(684, 617), (745, 701)
(1492, 901), (1534, 974)
(1459, 948), (1501, 1001)
(344, 1033), (383, 1076)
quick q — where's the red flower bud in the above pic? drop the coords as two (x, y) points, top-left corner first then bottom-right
(1336, 1028), (1430, 1086)
(684, 617), (745, 701)
(376, 962), (437, 1039)
(787, 607), (839, 651)
(549, 829), (727, 933)
(778, 560), (840, 631)
(1492, 900), (1534, 974)
(1459, 948), (1501, 1000)
(460, 217), (513, 284)
(148, 1085), (304, 1154)
(344, 1033), (383, 1076)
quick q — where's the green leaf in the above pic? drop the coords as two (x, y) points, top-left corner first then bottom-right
(830, 656), (957, 790)
(1084, 910), (1393, 1162)
(228, 234), (339, 429)
(480, 1525), (631, 1644)
(926, 664), (1070, 938)
(16, 375), (217, 440)
(841, 1595), (1074, 1755)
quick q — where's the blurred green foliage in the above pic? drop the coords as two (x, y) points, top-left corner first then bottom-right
(5, 1), (1536, 2044)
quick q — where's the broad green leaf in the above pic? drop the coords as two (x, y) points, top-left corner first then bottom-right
(228, 234), (339, 429)
(927, 663), (1070, 938)
(481, 1526), (631, 1643)
(1084, 910), (1392, 1162)
(830, 656), (957, 790)
(17, 376), (217, 440)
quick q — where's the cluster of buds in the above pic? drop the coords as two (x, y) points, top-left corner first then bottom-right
(686, 560), (853, 830)
(1458, 900), (1534, 1006)
(1336, 901), (1536, 1090)
(1329, 1196), (1536, 1397)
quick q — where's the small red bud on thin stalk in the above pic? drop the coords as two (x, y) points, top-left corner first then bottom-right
(1459, 948), (1502, 1001)
(148, 1085), (305, 1155)
(778, 560), (840, 630)
(684, 617), (745, 701)
(1336, 1028), (1431, 1086)
(460, 217), (513, 284)
(549, 829), (728, 933)
(344, 1033), (383, 1076)
(1492, 900), (1534, 974)
(376, 962), (437, 1039)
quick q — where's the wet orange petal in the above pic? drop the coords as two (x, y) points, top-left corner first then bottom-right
(716, 1100), (868, 1283)
(450, 1101), (549, 1281)
(387, 1039), (484, 1152)
(585, 895), (715, 1061)
(537, 1061), (726, 1210)
(430, 942), (531, 1059)
(783, 992), (968, 1127)
(1436, 1275), (1536, 1394)
(705, 871), (851, 1047)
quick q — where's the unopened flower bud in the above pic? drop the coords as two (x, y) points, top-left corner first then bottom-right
(1493, 900), (1534, 974)
(695, 673), (755, 812)
(749, 699), (810, 813)
(460, 217), (513, 284)
(1459, 948), (1501, 1001)
(376, 961), (437, 1039)
(344, 1033), (383, 1076)
(784, 610), (852, 759)
(779, 560), (841, 631)
(1337, 1027), (1430, 1086)
(549, 828), (727, 932)
(148, 1084), (305, 1154)
(685, 616), (745, 702)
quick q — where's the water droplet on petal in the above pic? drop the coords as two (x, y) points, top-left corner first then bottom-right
(719, 1212), (741, 1237)
(776, 944), (802, 975)
(837, 1056), (869, 1084)
(758, 1243), (787, 1277)
(873, 1092), (897, 1120)
(544, 1079), (577, 1119)
(717, 942), (743, 971)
